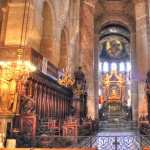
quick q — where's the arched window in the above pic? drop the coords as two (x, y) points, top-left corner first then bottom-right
(103, 62), (109, 73)
(119, 62), (125, 72)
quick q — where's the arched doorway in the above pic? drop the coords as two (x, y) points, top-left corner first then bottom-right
(98, 24), (132, 121)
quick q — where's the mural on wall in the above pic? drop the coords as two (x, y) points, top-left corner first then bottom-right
(100, 36), (129, 60)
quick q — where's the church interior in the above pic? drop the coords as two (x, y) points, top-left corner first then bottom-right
(0, 0), (150, 149)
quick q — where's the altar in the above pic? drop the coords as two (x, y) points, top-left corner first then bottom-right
(100, 69), (130, 121)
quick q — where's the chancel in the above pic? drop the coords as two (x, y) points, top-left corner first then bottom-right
(0, 0), (150, 150)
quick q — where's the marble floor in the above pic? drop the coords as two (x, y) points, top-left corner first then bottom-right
(92, 131), (141, 150)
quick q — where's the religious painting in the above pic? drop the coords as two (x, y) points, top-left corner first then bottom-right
(108, 84), (121, 100)
(106, 39), (123, 58)
(99, 36), (129, 60)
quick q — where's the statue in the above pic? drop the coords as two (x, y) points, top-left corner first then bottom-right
(20, 96), (35, 114)
(73, 67), (86, 97)
(73, 67), (87, 119)
(74, 66), (85, 84)
(145, 71), (150, 123)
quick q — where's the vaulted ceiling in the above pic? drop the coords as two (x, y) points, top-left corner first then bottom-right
(94, 0), (135, 33)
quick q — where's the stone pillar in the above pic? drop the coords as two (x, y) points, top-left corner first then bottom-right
(135, 0), (149, 78)
(94, 34), (100, 119)
(80, 0), (97, 119)
(134, 0), (149, 121)
(147, 0), (150, 68)
(130, 27), (138, 121)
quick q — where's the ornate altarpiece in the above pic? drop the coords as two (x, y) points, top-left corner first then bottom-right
(102, 70), (126, 104)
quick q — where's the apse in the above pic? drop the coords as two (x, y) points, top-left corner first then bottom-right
(98, 24), (132, 118)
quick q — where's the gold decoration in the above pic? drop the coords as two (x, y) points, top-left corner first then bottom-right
(73, 83), (84, 97)
(0, 49), (36, 113)
(58, 67), (75, 88)
(106, 39), (123, 58)
(102, 70), (125, 86)
(102, 70), (125, 101)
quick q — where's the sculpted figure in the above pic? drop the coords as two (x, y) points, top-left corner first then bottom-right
(21, 96), (35, 114)
(73, 67), (86, 97)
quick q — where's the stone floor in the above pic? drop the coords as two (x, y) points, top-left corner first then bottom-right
(92, 131), (141, 150)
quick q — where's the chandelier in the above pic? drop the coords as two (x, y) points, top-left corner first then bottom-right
(58, 66), (75, 88)
(0, 0), (36, 101)
(0, 0), (36, 88)
(0, 49), (36, 80)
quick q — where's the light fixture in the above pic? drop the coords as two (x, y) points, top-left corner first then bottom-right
(0, 49), (36, 79)
(58, 66), (75, 88)
(0, 0), (36, 78)
(0, 0), (36, 111)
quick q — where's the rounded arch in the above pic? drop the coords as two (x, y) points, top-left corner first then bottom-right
(95, 15), (135, 35)
(40, 0), (56, 62)
(100, 19), (131, 32)
(100, 21), (130, 33)
(58, 26), (69, 69)
(98, 23), (131, 59)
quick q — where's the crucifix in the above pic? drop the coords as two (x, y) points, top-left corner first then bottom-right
(113, 137), (120, 150)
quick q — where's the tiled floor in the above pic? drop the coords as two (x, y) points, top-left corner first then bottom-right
(92, 131), (141, 150)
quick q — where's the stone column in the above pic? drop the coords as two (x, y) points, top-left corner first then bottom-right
(80, 0), (97, 119)
(94, 34), (100, 119)
(134, 0), (149, 121)
(130, 26), (138, 121)
(147, 0), (150, 67)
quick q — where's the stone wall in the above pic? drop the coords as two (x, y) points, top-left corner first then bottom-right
(0, 0), (150, 121)
(0, 0), (80, 69)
